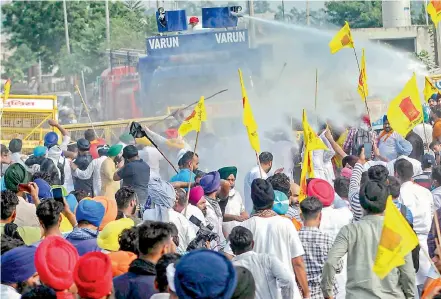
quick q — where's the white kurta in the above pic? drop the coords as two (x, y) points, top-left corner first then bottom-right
(308, 131), (335, 185)
(222, 189), (246, 237)
(205, 199), (226, 248)
(233, 251), (295, 299)
(386, 155), (423, 177)
(399, 181), (434, 285)
(238, 216), (305, 299)
(244, 166), (268, 215)
(182, 203), (207, 236)
(143, 208), (196, 253)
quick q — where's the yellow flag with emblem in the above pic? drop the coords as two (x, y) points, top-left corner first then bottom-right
(298, 110), (328, 202)
(424, 76), (440, 102)
(178, 96), (207, 136)
(357, 49), (368, 101)
(373, 196), (419, 278)
(428, 0), (441, 27)
(386, 74), (423, 137)
(239, 69), (261, 153)
(329, 21), (354, 54)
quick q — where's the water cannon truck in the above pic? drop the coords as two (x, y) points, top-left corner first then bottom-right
(101, 5), (271, 121)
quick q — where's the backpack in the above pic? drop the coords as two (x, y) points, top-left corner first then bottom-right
(400, 204), (420, 272)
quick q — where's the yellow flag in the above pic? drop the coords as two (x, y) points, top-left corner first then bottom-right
(3, 79), (11, 102)
(329, 21), (355, 54)
(428, 0), (441, 27)
(386, 74), (423, 137)
(178, 96), (207, 136)
(357, 49), (368, 101)
(239, 69), (260, 153)
(298, 110), (328, 202)
(373, 196), (419, 278)
(424, 76), (439, 102)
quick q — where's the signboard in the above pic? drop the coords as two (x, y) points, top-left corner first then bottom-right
(146, 29), (249, 56)
(0, 97), (55, 110)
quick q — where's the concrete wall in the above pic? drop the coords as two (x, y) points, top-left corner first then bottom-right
(352, 25), (437, 65)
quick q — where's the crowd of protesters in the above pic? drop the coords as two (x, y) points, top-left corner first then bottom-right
(3, 96), (441, 299)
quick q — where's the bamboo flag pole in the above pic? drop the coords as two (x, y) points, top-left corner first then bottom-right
(184, 131), (200, 217)
(352, 48), (372, 124)
(75, 84), (97, 137)
(255, 151), (263, 179)
(315, 68), (318, 126)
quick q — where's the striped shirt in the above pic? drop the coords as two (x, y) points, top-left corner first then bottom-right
(348, 163), (364, 221)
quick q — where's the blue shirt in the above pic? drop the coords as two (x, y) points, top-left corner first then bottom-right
(170, 169), (195, 189)
(393, 200), (414, 224)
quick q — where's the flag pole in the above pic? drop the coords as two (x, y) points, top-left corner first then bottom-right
(353, 48), (372, 125)
(255, 151), (263, 178)
(315, 68), (318, 125)
(75, 84), (97, 137)
(139, 124), (178, 173)
(422, 120), (430, 151)
(184, 130), (200, 216)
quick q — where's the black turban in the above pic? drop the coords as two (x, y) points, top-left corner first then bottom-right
(359, 180), (388, 214)
(251, 178), (274, 211)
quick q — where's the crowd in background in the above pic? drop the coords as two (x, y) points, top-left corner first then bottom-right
(3, 94), (441, 299)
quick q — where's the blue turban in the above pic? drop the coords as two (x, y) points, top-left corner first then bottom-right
(33, 146), (47, 157)
(396, 138), (413, 157)
(34, 178), (52, 200)
(75, 200), (105, 228)
(1, 246), (37, 284)
(175, 250), (237, 299)
(200, 171), (221, 195)
(383, 114), (388, 122)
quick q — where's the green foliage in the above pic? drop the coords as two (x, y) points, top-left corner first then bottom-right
(2, 44), (37, 81)
(254, 1), (272, 14)
(2, 0), (153, 83)
(324, 1), (382, 28)
(124, 0), (144, 12)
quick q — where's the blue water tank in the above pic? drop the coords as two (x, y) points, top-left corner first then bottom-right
(156, 9), (188, 33)
(202, 7), (238, 28)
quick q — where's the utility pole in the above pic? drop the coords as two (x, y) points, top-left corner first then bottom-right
(281, 0), (285, 21)
(248, 0), (255, 47)
(306, 0), (310, 26)
(105, 0), (110, 48)
(63, 0), (70, 54)
(424, 0), (429, 26)
(105, 0), (111, 68)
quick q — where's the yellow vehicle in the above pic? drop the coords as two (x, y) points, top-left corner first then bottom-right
(1, 94), (57, 152)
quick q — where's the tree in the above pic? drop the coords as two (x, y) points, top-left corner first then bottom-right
(324, 1), (382, 28)
(2, 44), (37, 81)
(2, 1), (150, 83)
(124, 0), (144, 13)
(254, 1), (271, 14)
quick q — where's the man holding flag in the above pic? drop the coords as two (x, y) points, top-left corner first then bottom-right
(321, 167), (416, 299)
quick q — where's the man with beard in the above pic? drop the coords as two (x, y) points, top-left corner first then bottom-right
(170, 151), (199, 190)
(174, 187), (207, 235)
(218, 166), (249, 237)
(200, 171), (225, 248)
(115, 186), (141, 224)
(378, 115), (413, 161)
